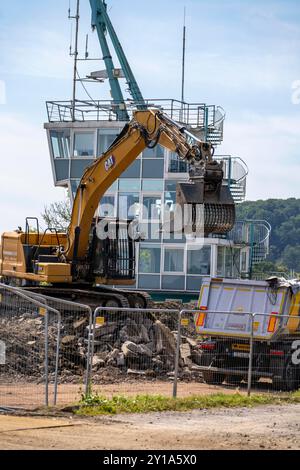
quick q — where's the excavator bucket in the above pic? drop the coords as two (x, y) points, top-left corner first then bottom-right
(175, 161), (236, 236)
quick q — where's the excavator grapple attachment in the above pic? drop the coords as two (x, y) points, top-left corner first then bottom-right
(176, 161), (236, 236)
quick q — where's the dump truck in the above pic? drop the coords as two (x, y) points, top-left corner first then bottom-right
(194, 276), (300, 390)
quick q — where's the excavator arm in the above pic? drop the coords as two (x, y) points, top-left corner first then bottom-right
(0, 108), (235, 290)
(66, 109), (235, 262)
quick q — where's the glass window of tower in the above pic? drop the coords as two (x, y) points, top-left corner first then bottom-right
(164, 248), (184, 273)
(139, 245), (161, 273)
(118, 193), (140, 219)
(217, 246), (225, 277)
(168, 152), (188, 173)
(232, 248), (241, 278)
(98, 131), (119, 156)
(50, 130), (70, 159)
(225, 247), (233, 277)
(142, 196), (162, 221)
(187, 246), (211, 275)
(164, 191), (176, 213)
(143, 145), (164, 158)
(142, 180), (164, 192)
(119, 179), (140, 192)
(74, 132), (95, 157)
(100, 195), (116, 217)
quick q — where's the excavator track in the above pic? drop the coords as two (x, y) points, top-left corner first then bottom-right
(23, 286), (130, 310)
(90, 286), (151, 309)
(2, 278), (151, 310)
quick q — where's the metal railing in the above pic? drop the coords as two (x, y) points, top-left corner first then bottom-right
(46, 99), (225, 140)
(166, 155), (248, 202)
(228, 219), (271, 265)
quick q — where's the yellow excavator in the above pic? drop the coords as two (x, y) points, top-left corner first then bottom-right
(0, 109), (235, 308)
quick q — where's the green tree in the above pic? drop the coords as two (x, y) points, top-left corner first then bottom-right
(237, 198), (300, 271)
(280, 245), (300, 271)
(42, 197), (71, 232)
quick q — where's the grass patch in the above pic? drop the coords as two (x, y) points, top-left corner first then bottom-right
(75, 392), (300, 416)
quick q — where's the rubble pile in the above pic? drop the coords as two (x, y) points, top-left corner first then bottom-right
(91, 313), (177, 378)
(0, 314), (54, 381)
(0, 303), (204, 384)
(0, 312), (89, 382)
(91, 308), (203, 383)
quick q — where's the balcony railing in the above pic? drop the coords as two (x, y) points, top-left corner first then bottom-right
(229, 219), (271, 264)
(167, 154), (248, 203)
(46, 99), (225, 145)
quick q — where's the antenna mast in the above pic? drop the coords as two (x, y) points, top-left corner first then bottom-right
(69, 0), (80, 121)
(181, 7), (186, 104)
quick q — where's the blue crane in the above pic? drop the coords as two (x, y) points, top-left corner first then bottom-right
(89, 0), (146, 120)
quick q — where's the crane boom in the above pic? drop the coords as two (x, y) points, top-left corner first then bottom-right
(89, 0), (145, 117)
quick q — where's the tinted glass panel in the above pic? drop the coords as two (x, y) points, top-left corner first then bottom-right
(142, 196), (162, 220)
(50, 130), (70, 159)
(74, 133), (94, 157)
(164, 248), (184, 272)
(97, 131), (119, 155)
(119, 179), (140, 192)
(168, 152), (188, 173)
(142, 180), (164, 192)
(187, 246), (211, 275)
(143, 145), (164, 158)
(118, 193), (140, 219)
(139, 245), (161, 274)
(100, 196), (115, 217)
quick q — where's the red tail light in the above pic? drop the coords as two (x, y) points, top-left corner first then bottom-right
(270, 349), (284, 357)
(200, 342), (216, 351)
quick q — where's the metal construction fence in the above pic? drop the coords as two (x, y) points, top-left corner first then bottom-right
(18, 289), (93, 406)
(0, 285), (299, 410)
(0, 284), (61, 409)
(88, 306), (182, 399)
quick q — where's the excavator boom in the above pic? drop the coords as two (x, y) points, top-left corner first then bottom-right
(67, 109), (235, 262)
(0, 109), (235, 294)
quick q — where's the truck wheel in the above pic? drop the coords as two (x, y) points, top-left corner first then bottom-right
(273, 358), (299, 392)
(202, 371), (224, 385)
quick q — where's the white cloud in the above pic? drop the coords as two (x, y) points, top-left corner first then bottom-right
(0, 113), (65, 234)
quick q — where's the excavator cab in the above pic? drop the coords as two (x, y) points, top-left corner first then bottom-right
(88, 219), (137, 284)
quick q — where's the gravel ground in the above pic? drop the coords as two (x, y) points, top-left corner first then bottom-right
(0, 404), (299, 450)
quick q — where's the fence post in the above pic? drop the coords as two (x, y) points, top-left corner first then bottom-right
(53, 314), (62, 406)
(173, 310), (182, 399)
(247, 313), (255, 397)
(84, 306), (95, 397)
(44, 310), (49, 407)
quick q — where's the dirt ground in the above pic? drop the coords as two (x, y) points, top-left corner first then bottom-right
(0, 404), (299, 450)
(0, 380), (265, 408)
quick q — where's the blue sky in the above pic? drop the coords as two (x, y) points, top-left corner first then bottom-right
(0, 0), (300, 233)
